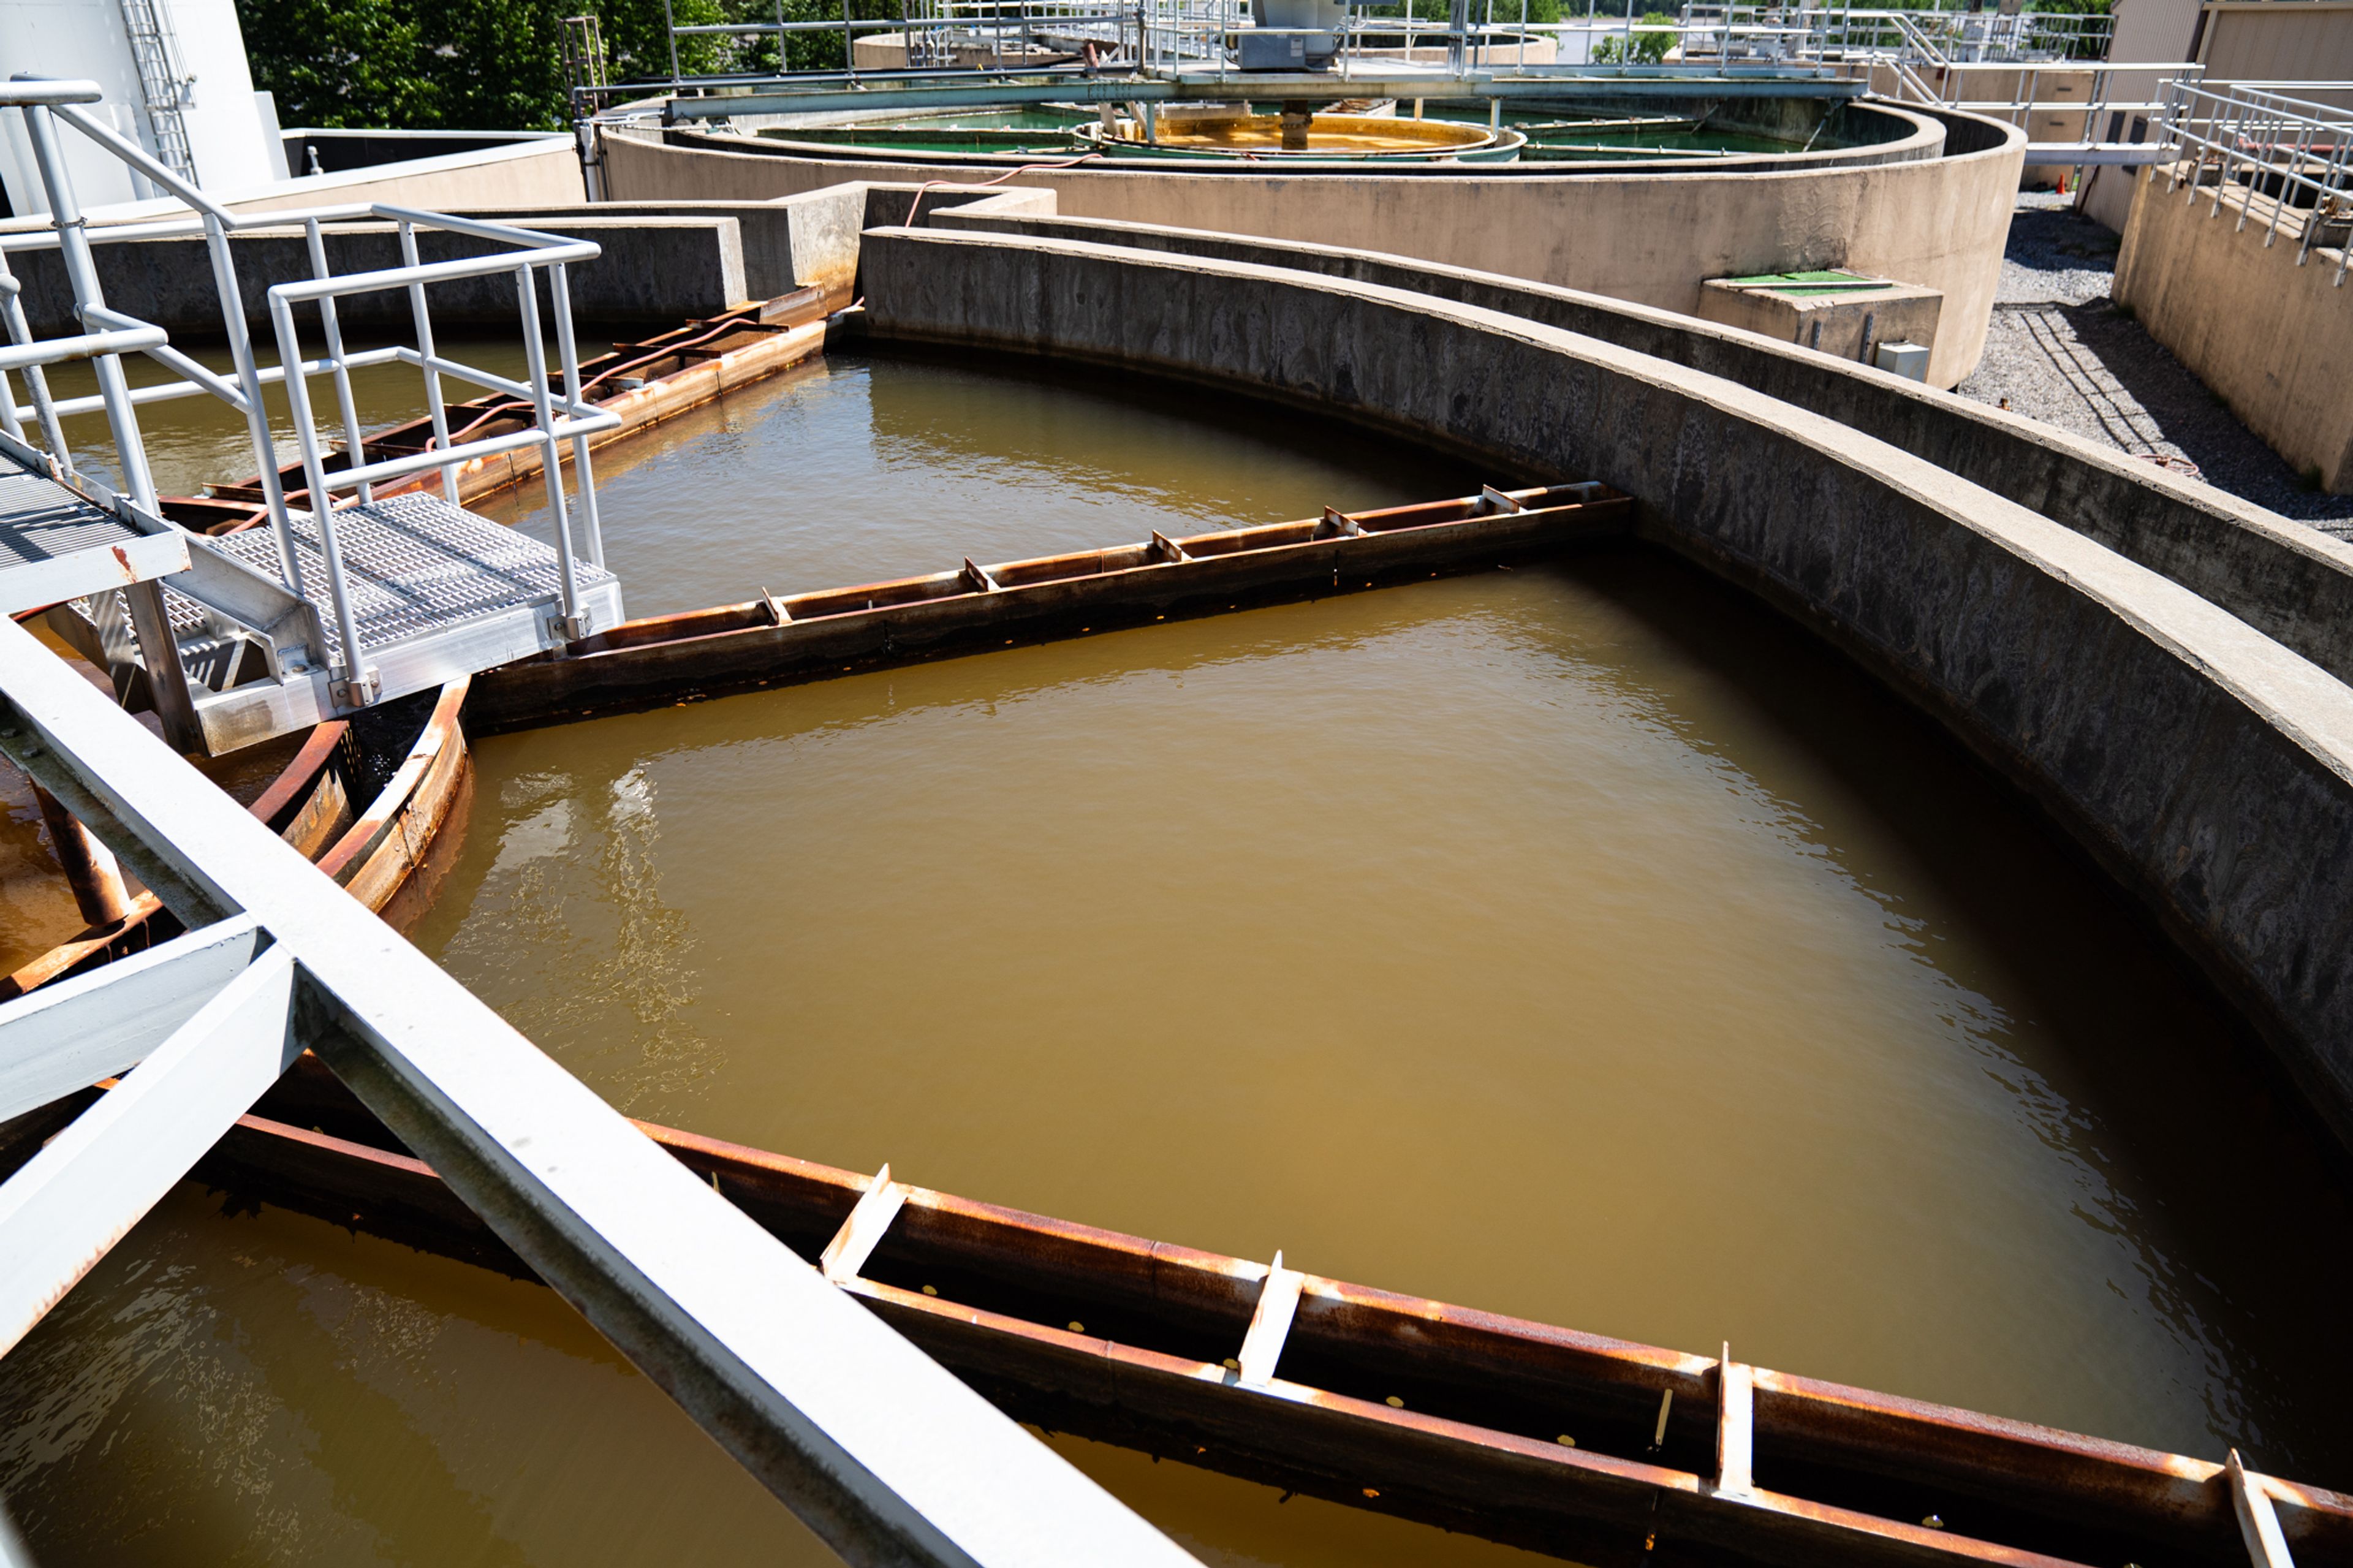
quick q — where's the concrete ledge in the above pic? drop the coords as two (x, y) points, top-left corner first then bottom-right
(858, 224), (2353, 1153)
(921, 210), (2353, 691)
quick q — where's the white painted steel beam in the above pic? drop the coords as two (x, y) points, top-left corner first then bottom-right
(0, 613), (1199, 1568)
(822, 1164), (911, 1282)
(1716, 1345), (1755, 1498)
(1236, 1252), (1305, 1388)
(0, 914), (264, 1122)
(2027, 142), (2173, 164)
(0, 942), (297, 1358)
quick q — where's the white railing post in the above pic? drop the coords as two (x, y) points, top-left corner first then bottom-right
(266, 290), (372, 706)
(547, 263), (605, 570)
(301, 216), (373, 506)
(0, 248), (72, 472)
(397, 218), (461, 504)
(513, 264), (586, 636)
(15, 102), (157, 513)
(200, 211), (308, 601)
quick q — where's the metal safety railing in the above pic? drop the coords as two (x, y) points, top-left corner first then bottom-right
(0, 77), (621, 710)
(2160, 79), (2353, 285)
(0, 605), (1203, 1568)
(619, 0), (2120, 105)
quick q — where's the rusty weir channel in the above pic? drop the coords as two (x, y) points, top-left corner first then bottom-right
(6, 200), (2353, 1568)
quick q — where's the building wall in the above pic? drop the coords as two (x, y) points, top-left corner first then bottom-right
(2196, 0), (2353, 85)
(2113, 162), (2353, 491)
(0, 0), (276, 214)
(602, 110), (2025, 387)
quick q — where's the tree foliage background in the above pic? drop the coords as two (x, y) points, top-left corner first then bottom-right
(234, 0), (902, 130)
(237, 0), (2111, 131)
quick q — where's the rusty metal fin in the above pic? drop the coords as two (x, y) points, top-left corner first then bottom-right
(1479, 485), (1525, 515)
(1150, 530), (1189, 564)
(1314, 507), (1362, 540)
(962, 558), (999, 593)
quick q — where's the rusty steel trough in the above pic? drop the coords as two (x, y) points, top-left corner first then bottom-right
(467, 481), (1631, 732)
(129, 1053), (2351, 1568)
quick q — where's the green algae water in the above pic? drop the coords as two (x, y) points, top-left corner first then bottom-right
(3, 349), (2351, 1566)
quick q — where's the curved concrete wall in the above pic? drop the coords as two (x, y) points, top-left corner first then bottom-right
(922, 210), (2353, 689)
(856, 225), (2353, 1153)
(601, 107), (2024, 385)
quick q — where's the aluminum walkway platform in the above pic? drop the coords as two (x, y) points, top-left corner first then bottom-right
(0, 466), (188, 615)
(6, 448), (620, 754)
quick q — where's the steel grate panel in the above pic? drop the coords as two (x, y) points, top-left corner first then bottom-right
(0, 471), (145, 570)
(203, 493), (614, 659)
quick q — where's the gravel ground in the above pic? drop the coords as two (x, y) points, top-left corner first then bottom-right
(1955, 192), (2353, 532)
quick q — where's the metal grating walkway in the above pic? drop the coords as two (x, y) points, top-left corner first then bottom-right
(0, 463), (191, 618)
(187, 492), (618, 661)
(0, 469), (145, 567)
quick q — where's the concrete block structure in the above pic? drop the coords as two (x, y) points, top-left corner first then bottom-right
(1696, 269), (1944, 363)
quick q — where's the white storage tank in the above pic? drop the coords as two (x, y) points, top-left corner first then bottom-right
(0, 0), (282, 218)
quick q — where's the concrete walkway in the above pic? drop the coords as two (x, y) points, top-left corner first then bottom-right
(1956, 194), (2353, 534)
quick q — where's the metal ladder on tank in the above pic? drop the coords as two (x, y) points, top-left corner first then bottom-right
(114, 0), (199, 187)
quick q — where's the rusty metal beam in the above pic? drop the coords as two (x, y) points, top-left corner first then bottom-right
(469, 481), (1631, 733)
(166, 1070), (2353, 1568)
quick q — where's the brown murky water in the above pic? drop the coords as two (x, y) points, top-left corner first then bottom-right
(0, 341), (547, 974)
(4, 349), (2351, 1566)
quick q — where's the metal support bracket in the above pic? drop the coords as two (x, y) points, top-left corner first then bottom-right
(1235, 1250), (1306, 1388)
(2230, 1450), (2297, 1567)
(1715, 1344), (1754, 1498)
(1314, 507), (1362, 539)
(962, 557), (999, 593)
(332, 667), (382, 709)
(1150, 530), (1189, 564)
(819, 1162), (909, 1283)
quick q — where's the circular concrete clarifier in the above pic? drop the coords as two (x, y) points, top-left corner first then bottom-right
(432, 349), (2353, 1543)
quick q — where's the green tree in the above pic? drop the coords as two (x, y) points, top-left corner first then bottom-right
(237, 0), (439, 128)
(1591, 9), (1674, 62)
(237, 0), (915, 128)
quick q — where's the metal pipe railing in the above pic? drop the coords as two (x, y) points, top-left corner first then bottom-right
(2161, 79), (2353, 286)
(641, 0), (2115, 88)
(2, 74), (626, 705)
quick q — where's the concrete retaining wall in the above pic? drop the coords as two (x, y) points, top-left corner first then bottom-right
(602, 107), (2024, 387)
(857, 224), (2353, 1154)
(2114, 164), (2353, 494)
(923, 209), (2353, 691)
(9, 216), (751, 337)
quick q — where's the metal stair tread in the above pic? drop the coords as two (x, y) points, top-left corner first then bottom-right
(191, 492), (614, 658)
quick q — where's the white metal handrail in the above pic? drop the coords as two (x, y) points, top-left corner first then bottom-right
(0, 75), (621, 711)
(2161, 78), (2353, 285)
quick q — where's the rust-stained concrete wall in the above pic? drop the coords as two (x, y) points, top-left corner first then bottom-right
(2114, 163), (2353, 493)
(600, 107), (2023, 387)
(858, 224), (2353, 1154)
(926, 209), (2353, 691)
